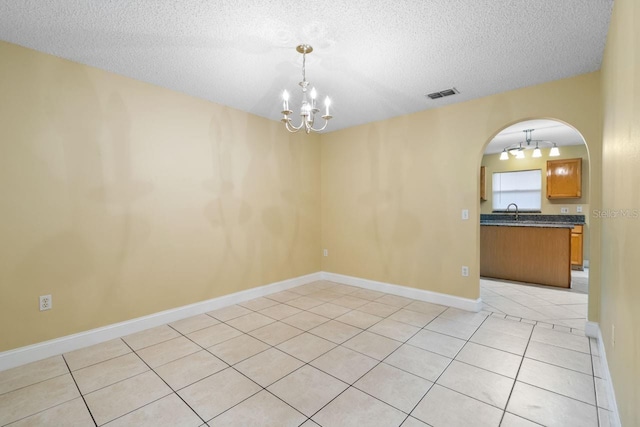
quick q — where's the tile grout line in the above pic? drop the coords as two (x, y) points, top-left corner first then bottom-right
(236, 287), (595, 426)
(236, 286), (427, 425)
(497, 317), (536, 426)
(115, 339), (208, 427)
(589, 338), (602, 427)
(185, 288), (357, 425)
(0, 369), (69, 398)
(0, 362), (98, 426)
(62, 354), (99, 427)
(401, 313), (490, 425)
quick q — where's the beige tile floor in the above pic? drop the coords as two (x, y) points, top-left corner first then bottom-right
(481, 269), (590, 332)
(1, 277), (612, 427)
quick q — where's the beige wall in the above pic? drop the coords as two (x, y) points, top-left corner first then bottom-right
(0, 41), (321, 352)
(481, 144), (591, 261)
(600, 0), (640, 424)
(321, 72), (603, 315)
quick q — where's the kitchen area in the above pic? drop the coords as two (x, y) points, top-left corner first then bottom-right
(480, 120), (590, 291)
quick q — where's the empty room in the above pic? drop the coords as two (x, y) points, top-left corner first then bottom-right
(0, 1), (638, 426)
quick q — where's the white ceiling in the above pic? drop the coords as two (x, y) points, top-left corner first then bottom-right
(484, 119), (586, 155)
(0, 1), (613, 132)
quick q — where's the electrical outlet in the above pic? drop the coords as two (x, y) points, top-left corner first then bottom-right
(461, 209), (469, 220)
(461, 266), (469, 277)
(612, 324), (615, 348)
(323, 249), (328, 257)
(560, 207), (569, 214)
(39, 295), (52, 311)
(576, 206), (583, 213)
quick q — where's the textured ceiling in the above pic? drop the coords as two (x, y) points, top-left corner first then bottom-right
(0, 1), (613, 132)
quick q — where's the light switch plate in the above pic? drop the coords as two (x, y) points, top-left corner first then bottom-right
(462, 209), (469, 220)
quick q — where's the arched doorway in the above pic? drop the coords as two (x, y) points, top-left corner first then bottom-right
(478, 119), (591, 331)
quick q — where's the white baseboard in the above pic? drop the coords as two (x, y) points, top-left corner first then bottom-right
(585, 321), (599, 338)
(321, 272), (483, 312)
(585, 322), (621, 427)
(1, 271), (482, 372)
(0, 272), (322, 372)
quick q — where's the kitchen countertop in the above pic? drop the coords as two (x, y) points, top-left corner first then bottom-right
(480, 221), (575, 229)
(480, 214), (585, 226)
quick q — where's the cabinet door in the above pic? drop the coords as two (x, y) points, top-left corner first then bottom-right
(547, 158), (582, 199)
(571, 232), (583, 268)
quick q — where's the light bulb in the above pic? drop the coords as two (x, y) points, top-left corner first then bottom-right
(309, 87), (317, 109)
(532, 147), (542, 158)
(516, 150), (525, 159)
(549, 144), (560, 157)
(500, 150), (509, 160)
(324, 97), (331, 116)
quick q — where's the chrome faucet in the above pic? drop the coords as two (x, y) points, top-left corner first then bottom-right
(506, 203), (519, 221)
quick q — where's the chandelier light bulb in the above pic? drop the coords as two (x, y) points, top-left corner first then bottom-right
(324, 97), (331, 117)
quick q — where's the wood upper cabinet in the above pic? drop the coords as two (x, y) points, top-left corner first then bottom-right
(547, 158), (582, 199)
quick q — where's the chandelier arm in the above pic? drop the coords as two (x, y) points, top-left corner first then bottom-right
(307, 117), (331, 133)
(285, 120), (304, 133)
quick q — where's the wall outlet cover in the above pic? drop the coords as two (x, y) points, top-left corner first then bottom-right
(561, 207), (569, 213)
(39, 295), (52, 311)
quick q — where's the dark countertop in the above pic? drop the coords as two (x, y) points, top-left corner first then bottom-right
(480, 214), (585, 225)
(480, 221), (575, 229)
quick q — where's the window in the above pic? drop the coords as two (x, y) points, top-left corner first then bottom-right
(492, 169), (542, 211)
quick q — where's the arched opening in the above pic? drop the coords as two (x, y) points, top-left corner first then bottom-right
(478, 118), (591, 331)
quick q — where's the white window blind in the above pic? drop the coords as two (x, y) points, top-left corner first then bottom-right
(492, 169), (542, 211)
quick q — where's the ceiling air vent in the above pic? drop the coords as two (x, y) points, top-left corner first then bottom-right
(426, 87), (459, 100)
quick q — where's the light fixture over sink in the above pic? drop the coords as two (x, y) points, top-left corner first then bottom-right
(280, 44), (332, 134)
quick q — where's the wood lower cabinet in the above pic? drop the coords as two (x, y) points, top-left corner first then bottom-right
(571, 224), (584, 270)
(547, 158), (582, 199)
(481, 225), (571, 288)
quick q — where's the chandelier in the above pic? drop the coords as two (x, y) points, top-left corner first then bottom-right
(280, 44), (332, 134)
(500, 129), (560, 160)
